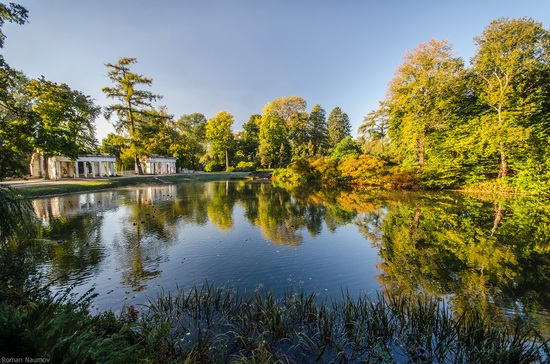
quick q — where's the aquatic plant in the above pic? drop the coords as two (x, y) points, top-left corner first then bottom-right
(139, 282), (549, 363)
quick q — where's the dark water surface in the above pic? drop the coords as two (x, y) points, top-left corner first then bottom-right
(31, 181), (550, 328)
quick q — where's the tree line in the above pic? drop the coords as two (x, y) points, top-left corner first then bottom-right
(99, 65), (354, 174)
(1, 3), (549, 193)
(357, 17), (550, 193)
(0, 3), (353, 179)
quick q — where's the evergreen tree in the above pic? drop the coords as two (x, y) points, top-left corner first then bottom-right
(307, 104), (328, 155)
(103, 57), (162, 174)
(327, 106), (351, 149)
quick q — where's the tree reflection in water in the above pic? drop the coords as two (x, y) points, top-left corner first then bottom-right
(32, 183), (550, 334)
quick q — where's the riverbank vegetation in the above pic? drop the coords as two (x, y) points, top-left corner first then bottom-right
(3, 3), (549, 195)
(3, 185), (550, 362)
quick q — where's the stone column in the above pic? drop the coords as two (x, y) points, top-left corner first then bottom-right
(99, 161), (104, 177)
(56, 161), (61, 180)
(91, 162), (95, 178)
(75, 161), (79, 178)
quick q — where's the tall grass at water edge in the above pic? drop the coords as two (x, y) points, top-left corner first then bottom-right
(138, 282), (549, 363)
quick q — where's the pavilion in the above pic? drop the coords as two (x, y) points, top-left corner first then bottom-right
(30, 153), (117, 179)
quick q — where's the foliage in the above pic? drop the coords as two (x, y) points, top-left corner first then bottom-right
(103, 57), (162, 174)
(0, 67), (34, 180)
(385, 38), (465, 171)
(169, 113), (207, 171)
(0, 186), (37, 247)
(327, 106), (352, 149)
(330, 136), (361, 160)
(233, 161), (256, 172)
(307, 104), (328, 155)
(274, 155), (418, 191)
(27, 77), (100, 159)
(206, 111), (234, 171)
(358, 101), (390, 158)
(258, 111), (289, 168)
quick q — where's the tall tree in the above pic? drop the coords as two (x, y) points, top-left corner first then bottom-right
(26, 77), (100, 177)
(307, 104), (328, 155)
(0, 2), (30, 179)
(0, 68), (33, 180)
(258, 112), (288, 169)
(327, 106), (352, 150)
(472, 17), (550, 179)
(263, 96), (308, 160)
(386, 39), (464, 170)
(171, 113), (207, 170)
(237, 114), (261, 163)
(206, 111), (234, 170)
(103, 57), (162, 174)
(138, 105), (174, 157)
(359, 102), (390, 158)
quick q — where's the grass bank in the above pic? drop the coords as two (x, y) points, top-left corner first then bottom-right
(4, 172), (251, 198)
(2, 278), (548, 363)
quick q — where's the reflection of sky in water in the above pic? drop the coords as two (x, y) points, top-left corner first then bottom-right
(35, 183), (383, 313)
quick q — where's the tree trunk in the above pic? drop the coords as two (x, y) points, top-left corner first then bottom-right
(135, 156), (144, 175)
(499, 146), (508, 178)
(491, 205), (503, 237)
(418, 140), (425, 170)
(225, 148), (230, 171)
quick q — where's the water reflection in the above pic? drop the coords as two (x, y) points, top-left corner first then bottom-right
(32, 183), (550, 328)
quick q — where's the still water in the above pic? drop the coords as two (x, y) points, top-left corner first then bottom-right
(31, 181), (550, 325)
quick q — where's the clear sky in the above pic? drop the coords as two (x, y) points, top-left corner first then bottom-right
(3, 0), (550, 141)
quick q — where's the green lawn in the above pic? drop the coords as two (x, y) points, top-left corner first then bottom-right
(8, 172), (251, 198)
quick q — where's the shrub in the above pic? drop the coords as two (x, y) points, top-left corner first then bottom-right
(204, 161), (224, 172)
(233, 161), (256, 172)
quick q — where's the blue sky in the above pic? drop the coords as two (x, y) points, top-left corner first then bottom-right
(3, 1), (550, 141)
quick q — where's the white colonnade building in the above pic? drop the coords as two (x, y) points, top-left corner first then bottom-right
(141, 154), (177, 175)
(30, 154), (117, 179)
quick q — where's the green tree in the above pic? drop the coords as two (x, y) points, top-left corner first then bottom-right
(263, 96), (308, 160)
(307, 104), (328, 155)
(237, 114), (261, 163)
(358, 102), (390, 158)
(206, 111), (234, 170)
(0, 68), (33, 180)
(472, 17), (550, 179)
(26, 77), (100, 177)
(138, 106), (174, 157)
(103, 57), (162, 174)
(330, 136), (361, 160)
(0, 2), (31, 180)
(171, 113), (207, 170)
(386, 39), (465, 171)
(327, 106), (351, 149)
(99, 133), (131, 171)
(258, 112), (288, 168)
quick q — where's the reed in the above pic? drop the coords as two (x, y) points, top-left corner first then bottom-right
(138, 284), (549, 363)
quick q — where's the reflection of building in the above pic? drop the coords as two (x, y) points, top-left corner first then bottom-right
(33, 191), (119, 221)
(29, 152), (117, 179)
(141, 155), (177, 175)
(134, 185), (177, 204)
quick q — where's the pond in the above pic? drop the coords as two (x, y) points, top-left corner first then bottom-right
(31, 181), (550, 328)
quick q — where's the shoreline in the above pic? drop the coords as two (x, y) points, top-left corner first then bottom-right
(1, 172), (252, 198)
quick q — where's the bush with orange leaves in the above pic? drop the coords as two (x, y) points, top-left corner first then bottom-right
(273, 155), (419, 190)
